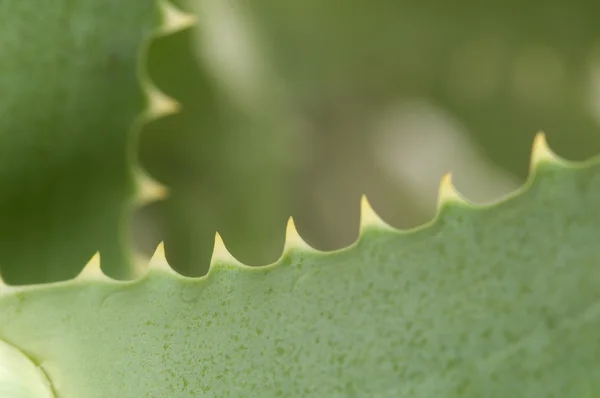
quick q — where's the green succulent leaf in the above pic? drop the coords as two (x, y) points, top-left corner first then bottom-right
(2, 145), (600, 397)
(139, 0), (292, 277)
(0, 0), (161, 284)
(0, 338), (54, 398)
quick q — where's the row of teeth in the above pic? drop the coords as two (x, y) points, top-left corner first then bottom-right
(131, 0), (197, 208)
(67, 131), (566, 285)
(0, 1), (569, 289)
(0, 0), (194, 290)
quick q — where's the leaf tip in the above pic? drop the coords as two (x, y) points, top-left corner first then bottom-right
(133, 168), (168, 205)
(530, 131), (559, 172)
(283, 216), (311, 252)
(76, 252), (107, 280)
(144, 84), (181, 120)
(148, 241), (174, 274)
(436, 173), (466, 210)
(210, 232), (241, 268)
(158, 0), (197, 35)
(359, 195), (390, 230)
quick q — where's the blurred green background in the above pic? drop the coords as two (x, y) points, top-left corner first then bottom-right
(136, 0), (600, 273)
(2, 0), (600, 283)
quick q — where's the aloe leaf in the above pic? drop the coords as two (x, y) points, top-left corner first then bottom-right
(0, 0), (159, 284)
(138, 0), (291, 276)
(2, 137), (599, 396)
(0, 339), (54, 397)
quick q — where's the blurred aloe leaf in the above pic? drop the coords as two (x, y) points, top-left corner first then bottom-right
(139, 0), (293, 276)
(0, 0), (158, 284)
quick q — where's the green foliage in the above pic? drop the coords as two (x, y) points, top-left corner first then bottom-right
(1, 0), (600, 396)
(139, 0), (291, 276)
(0, 0), (292, 283)
(2, 155), (600, 396)
(0, 0), (159, 284)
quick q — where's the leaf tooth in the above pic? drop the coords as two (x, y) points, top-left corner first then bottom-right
(132, 167), (168, 205)
(143, 83), (180, 120)
(529, 131), (561, 173)
(76, 252), (109, 281)
(148, 242), (177, 274)
(283, 216), (311, 252)
(157, 0), (197, 36)
(359, 195), (392, 231)
(436, 173), (468, 211)
(209, 232), (243, 269)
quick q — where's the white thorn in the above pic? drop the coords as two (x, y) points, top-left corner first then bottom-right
(283, 217), (310, 252)
(359, 195), (390, 230)
(76, 252), (105, 280)
(144, 84), (180, 120)
(436, 173), (465, 211)
(210, 233), (239, 267)
(134, 169), (168, 205)
(530, 132), (557, 173)
(148, 242), (173, 273)
(158, 0), (197, 36)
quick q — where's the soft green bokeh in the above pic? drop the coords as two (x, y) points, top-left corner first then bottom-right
(2, 158), (600, 396)
(237, 0), (600, 171)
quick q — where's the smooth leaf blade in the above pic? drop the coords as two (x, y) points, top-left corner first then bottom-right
(1, 157), (600, 396)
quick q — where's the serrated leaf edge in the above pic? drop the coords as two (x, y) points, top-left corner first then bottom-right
(283, 217), (312, 252)
(359, 195), (394, 231)
(0, 131), (590, 294)
(120, 0), (196, 277)
(530, 131), (564, 172)
(132, 166), (169, 206)
(74, 253), (106, 281)
(0, 0), (583, 295)
(436, 172), (469, 211)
